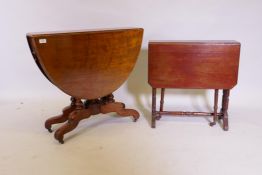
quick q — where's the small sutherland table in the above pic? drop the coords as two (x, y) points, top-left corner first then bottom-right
(148, 41), (240, 130)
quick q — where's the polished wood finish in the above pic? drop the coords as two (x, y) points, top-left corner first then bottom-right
(149, 41), (240, 129)
(27, 28), (143, 99)
(149, 41), (240, 89)
(45, 97), (76, 132)
(54, 95), (139, 144)
(27, 28), (143, 143)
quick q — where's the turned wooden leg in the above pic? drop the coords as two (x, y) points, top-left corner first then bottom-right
(100, 102), (140, 122)
(157, 88), (165, 120)
(152, 88), (157, 128)
(210, 89), (219, 126)
(54, 99), (85, 144)
(221, 89), (230, 131)
(45, 97), (76, 132)
(220, 90), (227, 119)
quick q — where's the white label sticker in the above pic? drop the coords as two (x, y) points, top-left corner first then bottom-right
(39, 38), (47, 44)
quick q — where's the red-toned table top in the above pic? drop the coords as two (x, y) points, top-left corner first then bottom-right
(148, 41), (240, 89)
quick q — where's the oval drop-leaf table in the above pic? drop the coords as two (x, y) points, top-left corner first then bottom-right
(27, 28), (143, 143)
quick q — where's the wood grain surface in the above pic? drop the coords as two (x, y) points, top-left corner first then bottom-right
(148, 41), (240, 89)
(27, 28), (143, 99)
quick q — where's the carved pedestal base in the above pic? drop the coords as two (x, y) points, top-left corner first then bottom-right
(45, 94), (139, 144)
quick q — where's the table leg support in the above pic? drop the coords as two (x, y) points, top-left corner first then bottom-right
(210, 89), (219, 126)
(157, 88), (165, 120)
(221, 89), (230, 131)
(45, 97), (76, 132)
(47, 94), (139, 144)
(54, 99), (84, 144)
(152, 88), (157, 128)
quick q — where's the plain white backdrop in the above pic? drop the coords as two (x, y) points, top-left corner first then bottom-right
(0, 0), (262, 104)
(1, 1), (262, 175)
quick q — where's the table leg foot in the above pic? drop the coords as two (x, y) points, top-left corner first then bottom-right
(101, 101), (140, 122)
(223, 112), (229, 131)
(54, 109), (92, 144)
(45, 97), (76, 132)
(151, 116), (156, 128)
(209, 122), (216, 126)
(156, 115), (161, 120)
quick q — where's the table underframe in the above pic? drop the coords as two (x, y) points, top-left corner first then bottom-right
(151, 88), (230, 130)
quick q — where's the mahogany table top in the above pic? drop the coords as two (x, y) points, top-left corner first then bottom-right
(27, 28), (143, 99)
(148, 40), (240, 89)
